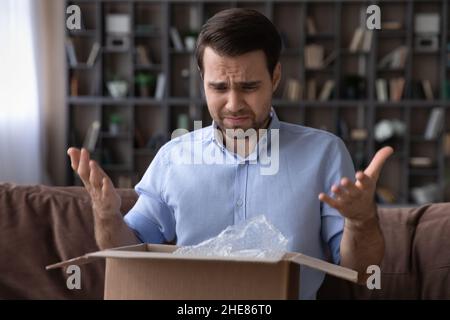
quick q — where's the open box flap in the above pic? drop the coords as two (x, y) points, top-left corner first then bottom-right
(46, 244), (283, 269)
(47, 243), (358, 283)
(45, 243), (149, 270)
(45, 253), (101, 270)
(289, 253), (358, 283)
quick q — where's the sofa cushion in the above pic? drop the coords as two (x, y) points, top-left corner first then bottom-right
(318, 203), (450, 299)
(0, 183), (137, 299)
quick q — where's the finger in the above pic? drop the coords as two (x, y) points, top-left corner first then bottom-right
(89, 160), (103, 191)
(77, 148), (91, 188)
(331, 184), (348, 199)
(340, 177), (360, 198)
(67, 147), (81, 171)
(318, 192), (341, 210)
(355, 171), (373, 190)
(102, 176), (115, 199)
(364, 146), (394, 181)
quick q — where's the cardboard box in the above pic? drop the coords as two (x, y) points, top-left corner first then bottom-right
(46, 243), (357, 300)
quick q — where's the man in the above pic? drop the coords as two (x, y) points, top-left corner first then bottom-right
(67, 8), (392, 299)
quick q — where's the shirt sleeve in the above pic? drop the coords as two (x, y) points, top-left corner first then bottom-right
(123, 145), (176, 244)
(321, 137), (356, 265)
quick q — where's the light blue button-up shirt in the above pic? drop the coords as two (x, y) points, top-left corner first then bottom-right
(124, 109), (355, 299)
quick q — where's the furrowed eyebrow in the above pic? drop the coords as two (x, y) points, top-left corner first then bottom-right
(239, 81), (261, 87)
(208, 82), (227, 88)
(207, 81), (261, 88)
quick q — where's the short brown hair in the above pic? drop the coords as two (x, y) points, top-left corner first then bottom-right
(195, 8), (282, 78)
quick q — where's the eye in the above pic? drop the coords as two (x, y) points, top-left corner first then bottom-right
(242, 85), (258, 91)
(215, 86), (227, 92)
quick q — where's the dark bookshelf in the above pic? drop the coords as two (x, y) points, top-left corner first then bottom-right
(65, 0), (450, 205)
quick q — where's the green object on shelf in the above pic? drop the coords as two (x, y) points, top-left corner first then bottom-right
(444, 80), (450, 100)
(177, 114), (190, 130)
(135, 73), (156, 86)
(110, 114), (122, 124)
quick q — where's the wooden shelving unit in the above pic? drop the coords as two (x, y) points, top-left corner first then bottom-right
(65, 0), (450, 205)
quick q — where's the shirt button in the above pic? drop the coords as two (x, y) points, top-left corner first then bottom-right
(236, 199), (243, 207)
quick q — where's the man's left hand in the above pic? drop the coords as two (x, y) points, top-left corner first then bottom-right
(318, 146), (394, 222)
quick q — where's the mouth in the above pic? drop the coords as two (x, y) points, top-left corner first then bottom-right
(223, 116), (251, 127)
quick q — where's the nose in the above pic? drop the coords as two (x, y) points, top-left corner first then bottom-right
(225, 89), (245, 113)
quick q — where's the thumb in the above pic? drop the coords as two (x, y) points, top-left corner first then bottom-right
(364, 146), (394, 181)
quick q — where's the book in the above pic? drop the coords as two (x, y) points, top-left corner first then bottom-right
(136, 45), (152, 66)
(306, 79), (316, 100)
(306, 17), (317, 35)
(391, 46), (408, 68)
(318, 80), (335, 101)
(350, 128), (368, 141)
(304, 45), (324, 69)
(170, 27), (184, 51)
(378, 46), (408, 69)
(70, 74), (79, 96)
(381, 21), (402, 30)
(83, 121), (101, 152)
(86, 42), (100, 67)
(409, 157), (433, 168)
(65, 38), (78, 67)
(375, 79), (388, 102)
(155, 73), (166, 100)
(389, 77), (405, 101)
(424, 108), (445, 140)
(361, 30), (373, 52)
(283, 78), (302, 101)
(349, 28), (365, 52)
(322, 50), (337, 68)
(445, 133), (450, 157)
(421, 80), (434, 100)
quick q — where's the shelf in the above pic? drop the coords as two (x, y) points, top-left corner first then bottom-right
(378, 30), (407, 38)
(305, 68), (334, 73)
(134, 64), (162, 71)
(168, 97), (206, 105)
(102, 48), (129, 54)
(68, 97), (165, 105)
(134, 148), (157, 157)
(409, 168), (439, 176)
(413, 50), (440, 55)
(377, 67), (406, 73)
(63, 0), (450, 204)
(375, 101), (443, 107)
(102, 164), (133, 172)
(306, 33), (335, 40)
(273, 100), (368, 108)
(100, 132), (132, 139)
(340, 49), (370, 56)
(134, 30), (161, 38)
(67, 30), (97, 37)
(410, 135), (440, 142)
(281, 49), (302, 55)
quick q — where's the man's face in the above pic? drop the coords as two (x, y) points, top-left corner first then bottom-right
(202, 47), (281, 134)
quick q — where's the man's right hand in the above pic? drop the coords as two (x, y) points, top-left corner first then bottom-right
(67, 147), (121, 220)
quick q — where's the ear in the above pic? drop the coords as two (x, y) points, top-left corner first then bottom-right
(272, 62), (281, 93)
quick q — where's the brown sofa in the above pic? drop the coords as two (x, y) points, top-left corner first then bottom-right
(1, 183), (449, 299)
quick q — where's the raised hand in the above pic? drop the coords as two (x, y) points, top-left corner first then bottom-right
(67, 147), (121, 220)
(318, 146), (394, 222)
